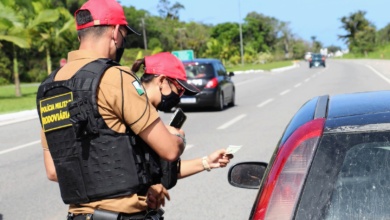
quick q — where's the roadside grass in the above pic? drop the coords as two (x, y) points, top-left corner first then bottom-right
(226, 60), (295, 72)
(0, 84), (39, 114)
(342, 44), (390, 59)
(0, 60), (296, 114)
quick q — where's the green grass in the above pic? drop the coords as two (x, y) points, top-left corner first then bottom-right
(226, 60), (296, 72)
(0, 84), (39, 114)
(341, 44), (390, 59)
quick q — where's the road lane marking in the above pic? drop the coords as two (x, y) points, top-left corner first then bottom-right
(0, 140), (41, 155)
(217, 114), (246, 130)
(0, 115), (38, 127)
(304, 78), (310, 82)
(234, 76), (265, 86)
(257, 98), (274, 108)
(294, 83), (302, 88)
(366, 65), (390, 84)
(280, 89), (290, 96)
(0, 140), (194, 155)
(185, 144), (194, 151)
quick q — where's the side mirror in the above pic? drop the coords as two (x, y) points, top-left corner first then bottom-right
(229, 72), (234, 77)
(227, 162), (267, 189)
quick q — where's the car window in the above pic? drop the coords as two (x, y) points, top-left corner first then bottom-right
(312, 54), (323, 59)
(183, 63), (214, 79)
(216, 62), (227, 76)
(295, 131), (390, 219)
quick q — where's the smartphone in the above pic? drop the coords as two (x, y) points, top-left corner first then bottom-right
(169, 108), (187, 128)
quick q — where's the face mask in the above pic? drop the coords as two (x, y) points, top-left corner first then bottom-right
(157, 90), (180, 112)
(114, 31), (126, 63)
(115, 44), (125, 63)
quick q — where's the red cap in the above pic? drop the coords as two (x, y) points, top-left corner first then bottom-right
(144, 52), (200, 96)
(75, 0), (140, 35)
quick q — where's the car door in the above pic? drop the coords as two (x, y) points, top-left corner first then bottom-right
(214, 61), (233, 101)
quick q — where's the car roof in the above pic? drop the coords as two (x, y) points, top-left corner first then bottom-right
(281, 90), (390, 144)
(325, 90), (390, 131)
(328, 90), (390, 118)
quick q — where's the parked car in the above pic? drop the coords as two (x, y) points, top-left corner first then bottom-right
(309, 53), (326, 68)
(228, 90), (390, 220)
(178, 58), (235, 111)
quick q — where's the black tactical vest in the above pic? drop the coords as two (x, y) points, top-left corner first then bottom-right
(36, 59), (162, 204)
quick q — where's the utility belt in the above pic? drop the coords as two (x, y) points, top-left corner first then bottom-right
(67, 209), (164, 220)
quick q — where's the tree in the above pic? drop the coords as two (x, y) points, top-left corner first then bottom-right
(353, 26), (376, 55)
(28, 0), (75, 75)
(339, 10), (375, 52)
(377, 24), (390, 46)
(157, 0), (184, 20)
(243, 12), (280, 53)
(0, 0), (31, 96)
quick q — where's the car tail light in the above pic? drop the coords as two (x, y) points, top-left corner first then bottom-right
(205, 77), (218, 88)
(253, 118), (325, 220)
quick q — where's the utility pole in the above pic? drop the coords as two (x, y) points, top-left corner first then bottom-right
(239, 0), (244, 65)
(141, 18), (147, 51)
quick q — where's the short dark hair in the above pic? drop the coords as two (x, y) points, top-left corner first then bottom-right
(75, 10), (111, 39)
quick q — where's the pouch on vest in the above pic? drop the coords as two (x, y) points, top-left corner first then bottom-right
(160, 158), (180, 189)
(68, 97), (98, 139)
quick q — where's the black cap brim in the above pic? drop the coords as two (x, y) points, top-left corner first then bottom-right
(177, 79), (200, 96)
(126, 25), (141, 36)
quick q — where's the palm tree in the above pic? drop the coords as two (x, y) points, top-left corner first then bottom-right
(0, 1), (31, 97)
(28, 2), (75, 75)
(339, 10), (373, 51)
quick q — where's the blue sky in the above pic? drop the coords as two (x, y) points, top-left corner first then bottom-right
(121, 0), (390, 49)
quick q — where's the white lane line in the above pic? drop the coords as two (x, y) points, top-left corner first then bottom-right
(0, 139), (194, 155)
(294, 83), (302, 88)
(0, 140), (41, 155)
(0, 115), (38, 127)
(304, 78), (310, 82)
(234, 76), (265, 86)
(366, 65), (390, 84)
(185, 144), (194, 151)
(257, 98), (274, 108)
(217, 114), (246, 130)
(280, 89), (291, 96)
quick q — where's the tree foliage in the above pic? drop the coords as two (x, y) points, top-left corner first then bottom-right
(0, 0), (389, 91)
(339, 10), (377, 54)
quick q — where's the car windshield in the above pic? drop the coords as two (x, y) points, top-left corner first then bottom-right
(295, 130), (390, 219)
(183, 63), (214, 79)
(312, 54), (323, 60)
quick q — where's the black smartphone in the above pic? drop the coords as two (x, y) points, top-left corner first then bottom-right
(169, 108), (187, 128)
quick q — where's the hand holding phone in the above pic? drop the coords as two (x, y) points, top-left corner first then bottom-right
(169, 108), (187, 128)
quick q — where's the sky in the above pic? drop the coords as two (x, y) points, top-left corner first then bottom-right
(121, 0), (390, 49)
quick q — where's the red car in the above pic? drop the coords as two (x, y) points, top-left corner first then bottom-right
(228, 90), (390, 219)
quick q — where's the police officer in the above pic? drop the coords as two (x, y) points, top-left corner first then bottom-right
(36, 0), (196, 219)
(131, 52), (234, 205)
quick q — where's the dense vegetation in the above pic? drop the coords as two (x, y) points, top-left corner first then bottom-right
(1, 0), (389, 97)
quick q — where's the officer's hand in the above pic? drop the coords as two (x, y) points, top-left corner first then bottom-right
(146, 184), (170, 209)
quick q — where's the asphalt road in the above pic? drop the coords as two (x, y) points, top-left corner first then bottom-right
(1, 59), (390, 220)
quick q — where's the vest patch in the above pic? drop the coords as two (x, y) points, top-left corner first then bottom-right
(39, 92), (73, 132)
(132, 80), (144, 96)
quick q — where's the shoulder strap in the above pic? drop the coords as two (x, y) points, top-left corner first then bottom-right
(36, 67), (62, 99)
(71, 58), (119, 114)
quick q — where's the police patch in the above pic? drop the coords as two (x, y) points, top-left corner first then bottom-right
(132, 80), (145, 95)
(39, 92), (73, 132)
